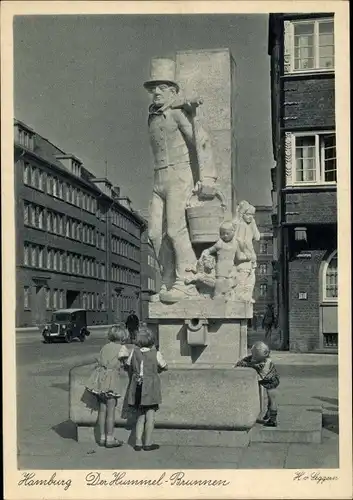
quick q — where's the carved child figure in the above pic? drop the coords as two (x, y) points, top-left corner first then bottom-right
(201, 221), (238, 300)
(185, 253), (216, 294)
(233, 200), (260, 265)
(232, 201), (260, 303)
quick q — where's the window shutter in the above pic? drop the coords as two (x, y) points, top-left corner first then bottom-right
(284, 132), (293, 186)
(283, 21), (293, 74)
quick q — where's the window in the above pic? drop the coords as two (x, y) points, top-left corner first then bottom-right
(30, 246), (37, 267)
(45, 288), (51, 309)
(53, 178), (58, 197)
(47, 175), (53, 195)
(148, 277), (156, 291)
(24, 244), (29, 265)
(23, 163), (30, 185)
(101, 233), (105, 250)
(53, 251), (58, 271)
(82, 292), (87, 310)
(18, 129), (33, 149)
(258, 264), (267, 275)
(30, 205), (37, 227)
(53, 214), (58, 234)
(23, 203), (29, 225)
(286, 18), (334, 73)
(49, 249), (54, 269)
(24, 287), (30, 309)
(72, 221), (76, 240)
(323, 250), (338, 301)
(31, 167), (38, 189)
(53, 289), (58, 309)
(259, 242), (268, 254)
(293, 133), (336, 185)
(72, 255), (76, 274)
(47, 212), (52, 232)
(59, 252), (64, 271)
(59, 290), (64, 309)
(38, 171), (44, 191)
(38, 208), (44, 229)
(38, 248), (44, 268)
(66, 184), (71, 203)
(58, 215), (63, 235)
(260, 284), (268, 297)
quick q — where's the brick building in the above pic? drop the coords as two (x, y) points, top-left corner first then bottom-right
(268, 13), (337, 352)
(252, 206), (274, 328)
(14, 119), (148, 327)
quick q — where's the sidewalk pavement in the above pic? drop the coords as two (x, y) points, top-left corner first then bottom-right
(18, 426), (339, 470)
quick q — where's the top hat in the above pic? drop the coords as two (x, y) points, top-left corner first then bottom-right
(143, 58), (180, 92)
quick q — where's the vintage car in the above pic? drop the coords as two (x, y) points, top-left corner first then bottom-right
(42, 308), (90, 343)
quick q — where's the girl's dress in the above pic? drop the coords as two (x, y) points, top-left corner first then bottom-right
(86, 342), (129, 400)
(235, 355), (280, 390)
(126, 346), (167, 411)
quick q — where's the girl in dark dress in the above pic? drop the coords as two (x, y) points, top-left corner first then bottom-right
(125, 327), (168, 451)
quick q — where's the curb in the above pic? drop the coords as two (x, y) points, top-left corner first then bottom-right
(16, 324), (114, 334)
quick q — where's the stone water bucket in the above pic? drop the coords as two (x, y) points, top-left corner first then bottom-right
(186, 189), (226, 244)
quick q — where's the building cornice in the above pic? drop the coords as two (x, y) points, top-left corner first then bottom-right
(281, 71), (335, 82)
(282, 185), (337, 194)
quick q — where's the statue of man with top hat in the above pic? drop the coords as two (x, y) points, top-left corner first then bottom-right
(144, 57), (218, 304)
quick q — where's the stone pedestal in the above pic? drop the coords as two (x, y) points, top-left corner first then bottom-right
(148, 298), (252, 365)
(69, 363), (261, 445)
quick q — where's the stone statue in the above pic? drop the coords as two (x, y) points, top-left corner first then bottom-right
(144, 58), (217, 303)
(185, 253), (216, 295)
(200, 220), (238, 300)
(232, 201), (260, 302)
(193, 202), (260, 303)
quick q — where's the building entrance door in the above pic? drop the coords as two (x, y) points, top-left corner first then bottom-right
(320, 250), (338, 350)
(66, 290), (80, 309)
(31, 285), (46, 327)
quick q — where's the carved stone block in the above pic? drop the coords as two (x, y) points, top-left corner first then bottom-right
(149, 297), (253, 319)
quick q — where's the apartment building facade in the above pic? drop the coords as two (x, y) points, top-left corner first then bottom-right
(268, 13), (337, 352)
(252, 206), (274, 328)
(15, 119), (146, 327)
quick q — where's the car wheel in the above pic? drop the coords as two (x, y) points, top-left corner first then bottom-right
(43, 335), (51, 344)
(64, 331), (72, 343)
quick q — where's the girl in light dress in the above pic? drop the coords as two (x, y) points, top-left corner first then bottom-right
(125, 327), (168, 451)
(86, 324), (130, 448)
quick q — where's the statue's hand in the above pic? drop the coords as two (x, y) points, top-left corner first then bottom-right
(194, 179), (217, 200)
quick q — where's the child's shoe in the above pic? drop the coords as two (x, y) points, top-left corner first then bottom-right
(263, 410), (277, 427)
(143, 444), (160, 451)
(105, 436), (124, 448)
(262, 407), (271, 422)
(98, 435), (106, 446)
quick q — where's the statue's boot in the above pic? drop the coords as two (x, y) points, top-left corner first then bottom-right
(159, 280), (198, 304)
(149, 284), (167, 303)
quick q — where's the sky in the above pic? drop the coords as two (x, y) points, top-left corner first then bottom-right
(14, 14), (273, 212)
